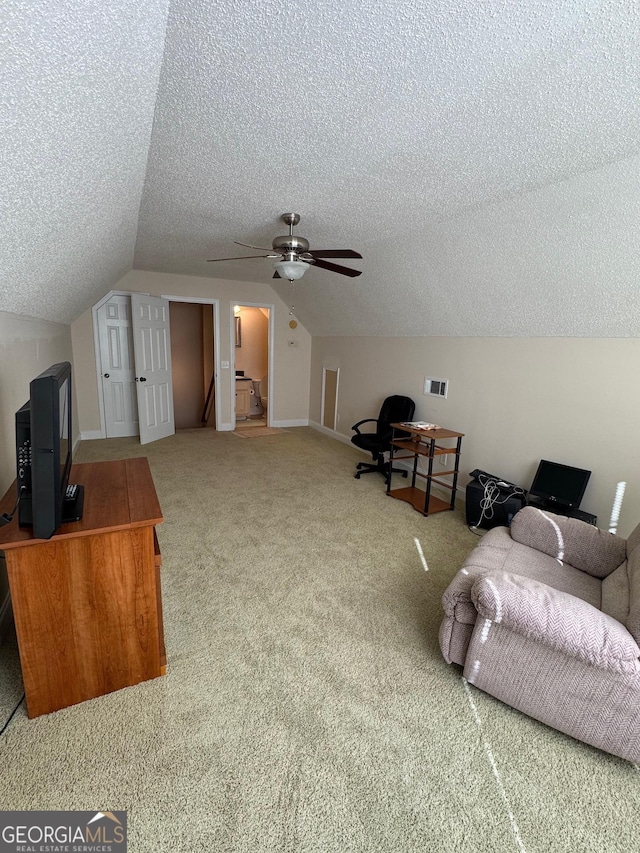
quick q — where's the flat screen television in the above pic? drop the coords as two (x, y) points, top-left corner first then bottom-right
(529, 459), (591, 511)
(16, 361), (83, 539)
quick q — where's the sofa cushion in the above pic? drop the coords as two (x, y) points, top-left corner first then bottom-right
(440, 525), (602, 667)
(510, 507), (626, 578)
(455, 525), (602, 607)
(471, 571), (640, 675)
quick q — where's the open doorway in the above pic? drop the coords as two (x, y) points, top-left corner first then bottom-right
(169, 301), (217, 429)
(232, 304), (271, 429)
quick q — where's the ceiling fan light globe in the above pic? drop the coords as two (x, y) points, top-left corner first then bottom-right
(274, 260), (309, 280)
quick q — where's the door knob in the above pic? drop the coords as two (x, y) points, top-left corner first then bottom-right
(103, 373), (110, 378)
(139, 377), (147, 382)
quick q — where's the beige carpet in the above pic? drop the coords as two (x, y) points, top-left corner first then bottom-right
(1, 427), (639, 852)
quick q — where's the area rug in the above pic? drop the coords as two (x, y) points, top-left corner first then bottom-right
(233, 426), (287, 437)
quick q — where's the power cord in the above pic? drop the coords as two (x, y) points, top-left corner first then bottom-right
(0, 486), (26, 527)
(0, 692), (25, 735)
(468, 474), (526, 535)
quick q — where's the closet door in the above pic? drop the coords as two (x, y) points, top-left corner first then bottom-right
(96, 294), (139, 437)
(131, 293), (175, 445)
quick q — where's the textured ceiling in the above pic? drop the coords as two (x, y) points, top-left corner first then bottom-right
(0, 0), (170, 324)
(3, 0), (640, 334)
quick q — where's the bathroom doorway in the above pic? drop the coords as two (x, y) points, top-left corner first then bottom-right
(232, 304), (271, 429)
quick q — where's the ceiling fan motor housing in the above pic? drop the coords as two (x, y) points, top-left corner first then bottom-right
(272, 235), (310, 257)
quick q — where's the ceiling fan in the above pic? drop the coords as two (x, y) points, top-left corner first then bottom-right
(207, 213), (362, 280)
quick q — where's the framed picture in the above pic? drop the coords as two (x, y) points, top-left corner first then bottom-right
(235, 316), (242, 347)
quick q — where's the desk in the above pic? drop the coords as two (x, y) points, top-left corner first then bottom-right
(0, 457), (166, 718)
(387, 424), (464, 516)
(527, 498), (597, 526)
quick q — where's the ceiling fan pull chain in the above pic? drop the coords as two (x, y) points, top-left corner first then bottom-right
(289, 280), (295, 316)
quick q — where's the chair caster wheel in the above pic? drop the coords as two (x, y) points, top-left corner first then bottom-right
(355, 473), (360, 479)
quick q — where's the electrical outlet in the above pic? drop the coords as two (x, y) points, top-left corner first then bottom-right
(439, 454), (448, 467)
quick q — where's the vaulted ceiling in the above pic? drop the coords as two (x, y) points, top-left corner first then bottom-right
(3, 0), (640, 335)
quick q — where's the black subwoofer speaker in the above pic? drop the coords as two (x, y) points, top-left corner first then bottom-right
(465, 480), (526, 529)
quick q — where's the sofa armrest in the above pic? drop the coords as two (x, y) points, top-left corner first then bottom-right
(510, 506), (626, 578)
(471, 571), (640, 675)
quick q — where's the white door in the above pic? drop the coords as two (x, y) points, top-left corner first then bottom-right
(131, 293), (175, 445)
(97, 294), (139, 437)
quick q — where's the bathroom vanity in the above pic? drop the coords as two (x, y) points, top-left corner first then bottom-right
(235, 377), (252, 419)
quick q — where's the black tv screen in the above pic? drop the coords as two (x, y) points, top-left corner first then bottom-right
(529, 459), (591, 510)
(16, 361), (83, 539)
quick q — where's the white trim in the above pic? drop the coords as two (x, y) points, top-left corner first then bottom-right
(309, 420), (355, 447)
(218, 422), (234, 431)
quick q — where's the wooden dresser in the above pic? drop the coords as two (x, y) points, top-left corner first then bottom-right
(0, 457), (166, 718)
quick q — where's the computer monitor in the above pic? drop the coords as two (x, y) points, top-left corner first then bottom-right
(529, 459), (591, 511)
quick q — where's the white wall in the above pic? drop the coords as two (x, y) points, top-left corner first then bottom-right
(311, 336), (640, 537)
(71, 270), (311, 432)
(0, 312), (75, 495)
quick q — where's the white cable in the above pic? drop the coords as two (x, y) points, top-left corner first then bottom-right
(471, 474), (526, 530)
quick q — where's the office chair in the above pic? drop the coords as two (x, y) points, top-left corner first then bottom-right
(351, 395), (416, 481)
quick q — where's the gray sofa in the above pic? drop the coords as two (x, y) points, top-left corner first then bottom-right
(440, 506), (640, 763)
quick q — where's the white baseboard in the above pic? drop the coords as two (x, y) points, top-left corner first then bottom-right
(80, 430), (105, 441)
(308, 421), (357, 448)
(272, 419), (309, 428)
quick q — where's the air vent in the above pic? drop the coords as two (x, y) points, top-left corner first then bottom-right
(424, 377), (448, 398)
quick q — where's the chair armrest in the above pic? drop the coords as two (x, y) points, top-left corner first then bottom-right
(351, 418), (378, 434)
(471, 571), (640, 675)
(510, 506), (626, 578)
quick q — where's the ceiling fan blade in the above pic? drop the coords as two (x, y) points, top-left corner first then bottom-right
(235, 240), (278, 253)
(312, 258), (362, 277)
(308, 249), (362, 259)
(207, 254), (273, 262)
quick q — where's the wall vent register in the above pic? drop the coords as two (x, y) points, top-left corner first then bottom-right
(424, 377), (448, 398)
